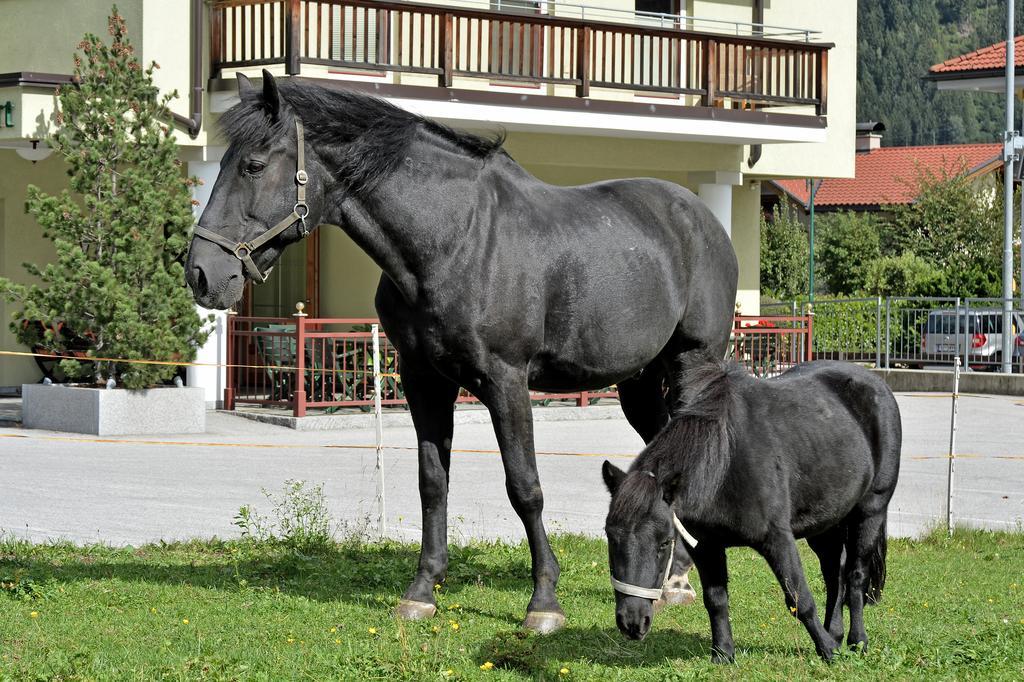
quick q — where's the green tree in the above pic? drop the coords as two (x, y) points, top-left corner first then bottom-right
(817, 211), (882, 295)
(862, 252), (945, 297)
(759, 203), (808, 300)
(887, 170), (1004, 297)
(0, 8), (209, 389)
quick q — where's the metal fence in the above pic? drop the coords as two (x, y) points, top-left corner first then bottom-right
(765, 297), (1024, 372)
(225, 313), (815, 415)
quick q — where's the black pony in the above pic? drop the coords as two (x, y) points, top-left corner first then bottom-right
(185, 71), (738, 633)
(603, 356), (901, 661)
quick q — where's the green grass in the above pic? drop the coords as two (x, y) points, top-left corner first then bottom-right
(1, 530), (1022, 681)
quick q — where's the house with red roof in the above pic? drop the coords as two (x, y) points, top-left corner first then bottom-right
(764, 123), (1002, 217)
(926, 35), (1024, 93)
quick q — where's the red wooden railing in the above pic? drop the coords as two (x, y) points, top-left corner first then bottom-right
(210, 0), (830, 114)
(224, 315), (617, 416)
(225, 314), (814, 416)
(731, 314), (813, 378)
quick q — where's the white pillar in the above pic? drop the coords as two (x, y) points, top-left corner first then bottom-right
(694, 171), (743, 238)
(698, 183), (733, 238)
(187, 154), (228, 407)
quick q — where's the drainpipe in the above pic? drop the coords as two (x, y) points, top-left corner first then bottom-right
(170, 0), (204, 138)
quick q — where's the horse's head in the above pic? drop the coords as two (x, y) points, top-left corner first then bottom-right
(602, 461), (677, 641)
(186, 70), (328, 309)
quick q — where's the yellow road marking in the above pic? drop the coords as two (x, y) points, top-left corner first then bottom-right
(0, 432), (634, 459)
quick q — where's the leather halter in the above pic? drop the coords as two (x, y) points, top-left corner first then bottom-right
(192, 119), (310, 283)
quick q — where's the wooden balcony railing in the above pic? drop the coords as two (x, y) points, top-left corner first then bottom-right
(210, 0), (830, 114)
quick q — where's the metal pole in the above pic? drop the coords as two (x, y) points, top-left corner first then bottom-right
(807, 179), (819, 302)
(884, 297), (892, 369)
(1003, 0), (1016, 374)
(946, 356), (961, 537)
(372, 323), (386, 539)
(875, 296), (882, 368)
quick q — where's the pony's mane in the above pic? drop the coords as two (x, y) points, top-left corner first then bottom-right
(219, 80), (506, 194)
(610, 352), (742, 519)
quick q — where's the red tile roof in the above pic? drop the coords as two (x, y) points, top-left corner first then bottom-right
(773, 143), (1001, 208)
(930, 36), (1024, 74)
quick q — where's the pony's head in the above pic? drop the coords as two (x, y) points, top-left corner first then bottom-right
(602, 460), (677, 641)
(186, 70), (329, 309)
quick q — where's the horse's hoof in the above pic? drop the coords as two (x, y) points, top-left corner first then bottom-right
(521, 610), (566, 634)
(395, 599), (437, 620)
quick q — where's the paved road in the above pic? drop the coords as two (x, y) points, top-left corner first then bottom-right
(1, 393), (1022, 545)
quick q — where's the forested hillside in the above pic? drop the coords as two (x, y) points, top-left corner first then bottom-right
(858, 0), (1024, 146)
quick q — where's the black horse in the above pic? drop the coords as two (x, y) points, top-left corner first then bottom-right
(602, 356), (901, 661)
(185, 71), (738, 633)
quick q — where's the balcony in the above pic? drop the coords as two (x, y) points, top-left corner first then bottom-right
(210, 0), (831, 117)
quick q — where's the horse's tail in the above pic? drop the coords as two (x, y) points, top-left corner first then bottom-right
(864, 517), (887, 605)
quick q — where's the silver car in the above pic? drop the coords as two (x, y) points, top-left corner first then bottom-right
(921, 308), (1024, 368)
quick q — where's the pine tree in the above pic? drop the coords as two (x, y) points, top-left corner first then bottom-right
(0, 7), (209, 390)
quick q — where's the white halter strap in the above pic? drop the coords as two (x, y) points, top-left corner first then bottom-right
(609, 512), (698, 601)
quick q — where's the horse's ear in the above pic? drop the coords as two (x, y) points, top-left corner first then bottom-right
(602, 461), (626, 494)
(262, 69), (281, 119)
(237, 72), (254, 95)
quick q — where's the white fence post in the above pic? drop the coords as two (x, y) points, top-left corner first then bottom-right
(372, 323), (386, 539)
(946, 356), (961, 537)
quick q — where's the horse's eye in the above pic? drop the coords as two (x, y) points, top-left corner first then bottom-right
(244, 161), (266, 176)
(659, 540), (671, 551)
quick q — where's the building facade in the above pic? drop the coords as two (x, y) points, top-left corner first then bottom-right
(0, 0), (856, 401)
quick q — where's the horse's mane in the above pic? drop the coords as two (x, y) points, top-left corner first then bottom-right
(219, 80), (506, 194)
(610, 352), (741, 519)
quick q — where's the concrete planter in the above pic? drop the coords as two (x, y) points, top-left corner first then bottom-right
(21, 384), (205, 435)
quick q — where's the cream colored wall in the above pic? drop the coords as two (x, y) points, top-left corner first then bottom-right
(318, 227), (383, 318)
(141, 0), (206, 146)
(749, 0), (857, 180)
(0, 1), (143, 74)
(0, 150), (63, 387)
(730, 178), (760, 314)
(0, 0), (205, 147)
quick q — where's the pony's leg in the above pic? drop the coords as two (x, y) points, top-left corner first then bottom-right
(760, 532), (839, 661)
(844, 512), (886, 652)
(807, 530), (847, 643)
(480, 366), (564, 634)
(394, 362), (460, 621)
(691, 543), (734, 663)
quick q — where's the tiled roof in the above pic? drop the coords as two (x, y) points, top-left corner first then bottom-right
(930, 36), (1024, 74)
(773, 143), (1002, 208)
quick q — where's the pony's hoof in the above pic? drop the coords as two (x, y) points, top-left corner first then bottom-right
(395, 599), (437, 621)
(521, 610), (566, 634)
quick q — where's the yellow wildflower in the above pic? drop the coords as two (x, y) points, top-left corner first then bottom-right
(182, 618), (189, 624)
(560, 668), (570, 675)
(335, 638), (342, 644)
(368, 627), (378, 635)
(480, 661), (494, 670)
(330, 627), (337, 633)
(287, 637), (296, 644)
(450, 622), (460, 631)
(29, 611), (39, 618)
(150, 607), (157, 614)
